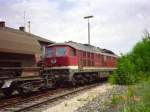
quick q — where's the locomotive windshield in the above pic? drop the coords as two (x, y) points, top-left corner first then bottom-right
(56, 47), (67, 56)
(46, 48), (53, 57)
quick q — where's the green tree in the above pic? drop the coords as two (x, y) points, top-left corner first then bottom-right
(109, 32), (150, 84)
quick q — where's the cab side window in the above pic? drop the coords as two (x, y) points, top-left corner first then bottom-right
(70, 48), (76, 56)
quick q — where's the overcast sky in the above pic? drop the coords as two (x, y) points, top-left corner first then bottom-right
(0, 0), (150, 55)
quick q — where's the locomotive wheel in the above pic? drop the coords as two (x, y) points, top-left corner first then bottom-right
(17, 88), (25, 95)
(2, 88), (13, 96)
(50, 80), (57, 89)
(71, 77), (77, 86)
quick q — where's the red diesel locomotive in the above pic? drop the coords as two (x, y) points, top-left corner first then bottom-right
(43, 41), (118, 85)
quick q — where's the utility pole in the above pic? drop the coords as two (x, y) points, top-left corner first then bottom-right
(28, 21), (30, 33)
(84, 15), (94, 45)
(24, 11), (26, 28)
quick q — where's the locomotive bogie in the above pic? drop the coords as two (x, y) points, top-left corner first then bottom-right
(0, 67), (45, 96)
(1, 77), (46, 96)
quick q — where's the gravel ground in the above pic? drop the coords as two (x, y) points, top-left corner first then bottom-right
(75, 85), (128, 112)
(42, 83), (112, 112)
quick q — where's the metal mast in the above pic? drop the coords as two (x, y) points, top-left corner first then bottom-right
(84, 15), (94, 45)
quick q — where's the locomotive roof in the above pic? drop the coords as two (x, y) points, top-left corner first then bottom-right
(0, 27), (41, 54)
(47, 41), (117, 57)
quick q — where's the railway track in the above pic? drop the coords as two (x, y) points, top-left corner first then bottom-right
(0, 82), (104, 112)
(0, 88), (65, 111)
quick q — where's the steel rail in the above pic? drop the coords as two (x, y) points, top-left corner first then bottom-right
(0, 82), (104, 112)
(16, 83), (102, 112)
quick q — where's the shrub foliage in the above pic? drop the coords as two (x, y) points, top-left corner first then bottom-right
(110, 33), (150, 84)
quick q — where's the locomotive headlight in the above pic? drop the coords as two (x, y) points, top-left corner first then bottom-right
(51, 58), (56, 64)
(55, 75), (59, 78)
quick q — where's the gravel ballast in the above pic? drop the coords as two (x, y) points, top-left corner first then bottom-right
(75, 85), (127, 112)
(29, 83), (127, 112)
(43, 83), (112, 112)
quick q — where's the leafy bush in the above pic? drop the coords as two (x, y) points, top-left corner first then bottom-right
(132, 36), (150, 73)
(109, 33), (150, 84)
(109, 54), (137, 85)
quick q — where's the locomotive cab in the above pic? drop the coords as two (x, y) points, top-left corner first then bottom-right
(43, 45), (78, 86)
(45, 45), (78, 67)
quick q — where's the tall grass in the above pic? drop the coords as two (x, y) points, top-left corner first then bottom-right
(110, 79), (150, 112)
